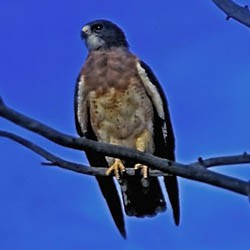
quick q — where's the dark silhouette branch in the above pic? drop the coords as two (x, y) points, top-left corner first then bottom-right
(1, 96), (250, 199)
(212, 0), (250, 28)
(191, 153), (250, 168)
(0, 130), (168, 177)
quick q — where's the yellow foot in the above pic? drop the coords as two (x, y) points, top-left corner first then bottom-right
(106, 159), (126, 179)
(134, 164), (149, 178)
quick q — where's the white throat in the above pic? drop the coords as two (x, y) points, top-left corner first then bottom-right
(86, 34), (105, 51)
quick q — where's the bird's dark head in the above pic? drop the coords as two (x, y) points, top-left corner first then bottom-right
(81, 20), (129, 51)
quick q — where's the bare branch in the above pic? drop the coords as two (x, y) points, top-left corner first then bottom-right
(212, 0), (250, 28)
(191, 153), (250, 168)
(0, 130), (168, 177)
(1, 97), (250, 198)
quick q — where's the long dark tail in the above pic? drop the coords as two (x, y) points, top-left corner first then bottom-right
(164, 175), (180, 225)
(96, 176), (126, 237)
(85, 146), (126, 238)
(121, 176), (166, 217)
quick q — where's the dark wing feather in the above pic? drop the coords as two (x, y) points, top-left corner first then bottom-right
(74, 76), (126, 237)
(139, 61), (180, 225)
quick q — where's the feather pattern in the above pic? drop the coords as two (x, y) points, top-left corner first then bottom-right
(139, 60), (180, 225)
(75, 19), (180, 238)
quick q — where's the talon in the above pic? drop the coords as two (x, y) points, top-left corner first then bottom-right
(135, 164), (149, 178)
(106, 159), (126, 179)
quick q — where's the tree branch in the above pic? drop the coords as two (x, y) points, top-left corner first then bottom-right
(0, 130), (168, 177)
(1, 96), (250, 198)
(212, 0), (250, 28)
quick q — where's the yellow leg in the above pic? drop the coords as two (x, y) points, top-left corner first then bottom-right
(106, 158), (126, 179)
(134, 129), (153, 179)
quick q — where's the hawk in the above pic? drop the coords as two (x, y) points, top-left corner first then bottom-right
(74, 19), (180, 238)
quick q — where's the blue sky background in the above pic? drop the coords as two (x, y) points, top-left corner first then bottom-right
(1, 0), (250, 249)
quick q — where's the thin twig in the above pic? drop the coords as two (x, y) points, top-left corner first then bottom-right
(212, 0), (250, 28)
(191, 153), (250, 168)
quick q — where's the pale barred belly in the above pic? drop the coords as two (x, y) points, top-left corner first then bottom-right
(88, 86), (153, 148)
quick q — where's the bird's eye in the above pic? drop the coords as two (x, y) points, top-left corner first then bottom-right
(92, 24), (103, 31)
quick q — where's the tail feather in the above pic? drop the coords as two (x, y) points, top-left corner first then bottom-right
(164, 175), (180, 225)
(96, 176), (126, 238)
(121, 176), (166, 217)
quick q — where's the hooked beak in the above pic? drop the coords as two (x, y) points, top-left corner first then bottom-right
(81, 25), (90, 40)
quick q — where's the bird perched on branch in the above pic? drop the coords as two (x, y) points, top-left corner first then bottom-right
(74, 19), (180, 238)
